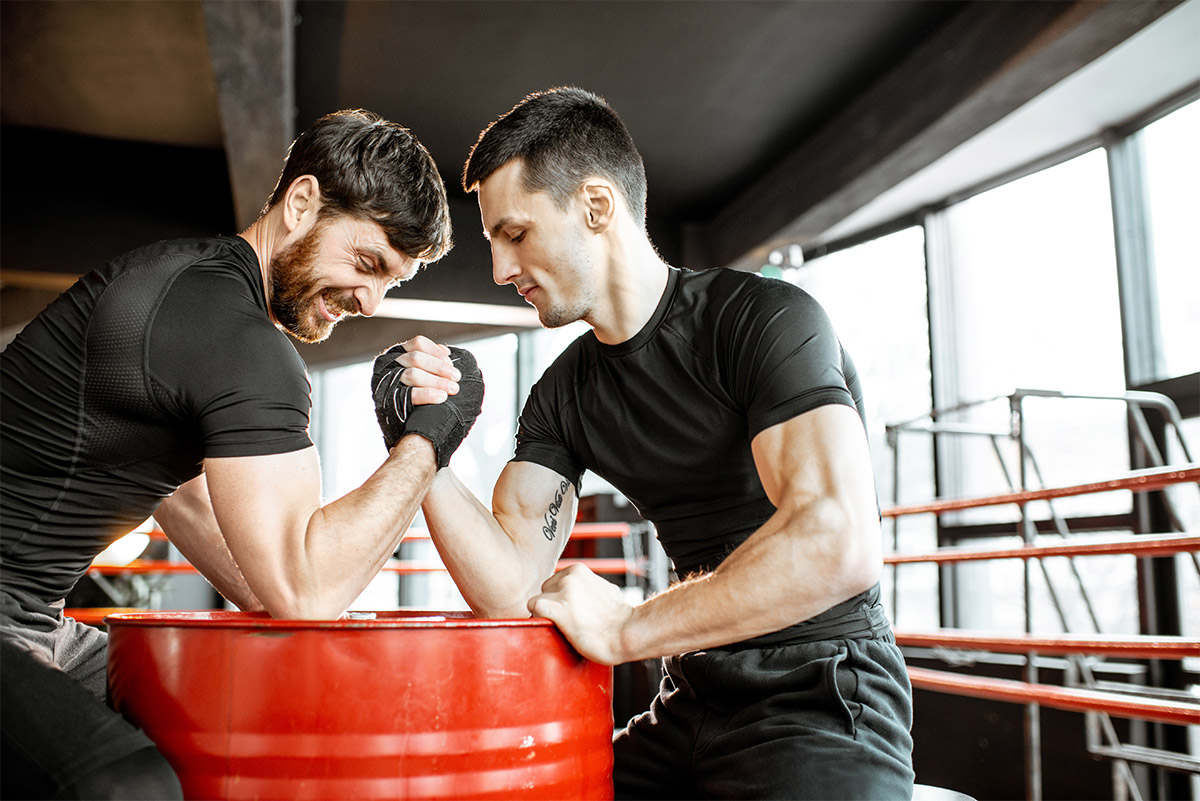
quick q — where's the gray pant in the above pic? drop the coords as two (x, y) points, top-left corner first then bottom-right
(1, 590), (109, 698)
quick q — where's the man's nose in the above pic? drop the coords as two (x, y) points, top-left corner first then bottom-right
(492, 250), (519, 286)
(355, 284), (383, 317)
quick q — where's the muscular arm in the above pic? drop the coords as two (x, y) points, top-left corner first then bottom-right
(204, 434), (437, 619)
(194, 337), (459, 620)
(153, 473), (264, 612)
(421, 461), (576, 618)
(529, 403), (882, 664)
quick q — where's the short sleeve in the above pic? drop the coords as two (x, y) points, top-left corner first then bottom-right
(512, 351), (585, 493)
(149, 264), (313, 458)
(720, 276), (857, 439)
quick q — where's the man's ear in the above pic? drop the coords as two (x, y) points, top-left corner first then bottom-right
(282, 175), (322, 233)
(580, 179), (616, 233)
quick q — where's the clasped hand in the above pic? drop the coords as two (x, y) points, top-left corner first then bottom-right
(371, 336), (485, 469)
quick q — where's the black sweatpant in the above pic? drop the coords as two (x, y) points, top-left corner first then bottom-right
(613, 588), (915, 800)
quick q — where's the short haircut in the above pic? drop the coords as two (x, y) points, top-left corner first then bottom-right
(462, 87), (647, 222)
(267, 109), (452, 263)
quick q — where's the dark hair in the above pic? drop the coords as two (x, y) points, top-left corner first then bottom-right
(462, 87), (647, 222)
(267, 109), (452, 262)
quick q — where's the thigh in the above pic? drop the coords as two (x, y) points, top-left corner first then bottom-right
(0, 635), (156, 799)
(693, 639), (914, 800)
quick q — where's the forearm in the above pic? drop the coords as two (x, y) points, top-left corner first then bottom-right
(294, 434), (437, 617)
(422, 470), (549, 618)
(154, 475), (264, 612)
(619, 499), (881, 662)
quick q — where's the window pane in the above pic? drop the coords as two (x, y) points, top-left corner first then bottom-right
(1142, 100), (1200, 378)
(942, 149), (1129, 526)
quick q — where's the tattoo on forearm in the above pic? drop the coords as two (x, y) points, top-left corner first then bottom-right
(542, 481), (568, 541)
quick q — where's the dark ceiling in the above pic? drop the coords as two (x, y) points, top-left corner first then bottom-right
(294, 1), (962, 221)
(0, 0), (1186, 365)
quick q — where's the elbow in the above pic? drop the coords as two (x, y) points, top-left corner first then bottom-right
(462, 579), (539, 621)
(459, 565), (548, 621)
(265, 600), (346, 621)
(257, 584), (349, 621)
(470, 600), (533, 621)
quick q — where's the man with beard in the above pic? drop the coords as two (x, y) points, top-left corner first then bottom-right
(0, 110), (482, 800)
(418, 88), (914, 799)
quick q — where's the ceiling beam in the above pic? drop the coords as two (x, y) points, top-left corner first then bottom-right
(686, 0), (1182, 271)
(203, 0), (296, 231)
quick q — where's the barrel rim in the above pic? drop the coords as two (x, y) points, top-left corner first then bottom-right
(103, 609), (557, 630)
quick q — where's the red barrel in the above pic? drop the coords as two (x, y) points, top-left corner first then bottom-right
(106, 611), (613, 800)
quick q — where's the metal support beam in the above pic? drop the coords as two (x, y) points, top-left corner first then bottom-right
(687, 0), (1181, 270)
(203, 0), (296, 231)
(1107, 129), (1165, 387)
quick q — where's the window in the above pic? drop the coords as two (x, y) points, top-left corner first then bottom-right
(1142, 100), (1200, 379)
(932, 150), (1144, 631)
(939, 150), (1129, 527)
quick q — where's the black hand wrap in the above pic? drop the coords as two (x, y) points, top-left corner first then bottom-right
(371, 344), (485, 470)
(371, 344), (414, 451)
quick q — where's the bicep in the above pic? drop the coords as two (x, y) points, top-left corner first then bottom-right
(493, 460), (578, 578)
(203, 447), (322, 585)
(750, 404), (878, 522)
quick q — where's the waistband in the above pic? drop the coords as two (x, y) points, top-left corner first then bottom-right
(713, 583), (891, 651)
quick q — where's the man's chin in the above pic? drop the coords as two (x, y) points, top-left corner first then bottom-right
(280, 318), (336, 344)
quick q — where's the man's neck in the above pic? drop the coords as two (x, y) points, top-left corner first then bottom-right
(590, 235), (672, 346)
(238, 212), (283, 321)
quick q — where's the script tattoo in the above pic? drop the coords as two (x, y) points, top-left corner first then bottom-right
(542, 480), (569, 541)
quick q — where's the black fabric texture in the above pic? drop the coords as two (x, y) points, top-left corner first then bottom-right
(612, 628), (915, 800)
(0, 236), (313, 606)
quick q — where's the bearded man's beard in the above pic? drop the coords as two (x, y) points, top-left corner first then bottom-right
(268, 218), (352, 343)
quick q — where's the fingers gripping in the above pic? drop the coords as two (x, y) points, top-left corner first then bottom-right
(371, 345), (415, 449)
(371, 343), (485, 468)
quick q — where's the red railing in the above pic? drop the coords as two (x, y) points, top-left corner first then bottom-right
(906, 667), (1199, 727)
(882, 461), (1200, 797)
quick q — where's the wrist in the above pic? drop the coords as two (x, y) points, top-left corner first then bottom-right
(613, 602), (644, 663)
(391, 433), (438, 468)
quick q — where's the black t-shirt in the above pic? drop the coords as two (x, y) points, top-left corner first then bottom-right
(514, 267), (864, 576)
(0, 236), (312, 606)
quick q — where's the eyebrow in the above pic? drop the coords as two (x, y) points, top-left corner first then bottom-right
(362, 246), (413, 283)
(487, 215), (519, 238)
